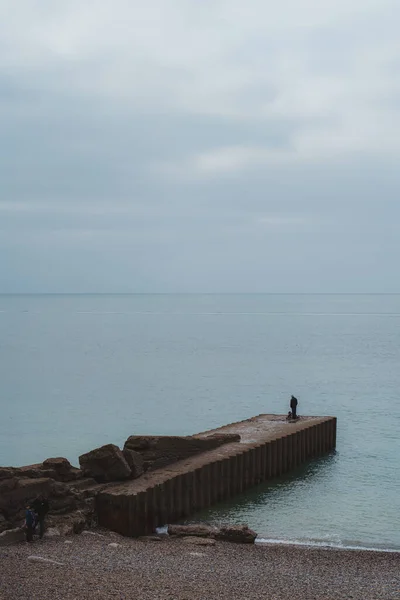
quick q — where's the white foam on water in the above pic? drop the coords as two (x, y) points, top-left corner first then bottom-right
(255, 537), (400, 553)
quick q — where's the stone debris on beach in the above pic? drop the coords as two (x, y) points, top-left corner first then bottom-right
(167, 524), (218, 538)
(81, 530), (105, 537)
(182, 536), (216, 546)
(167, 523), (257, 544)
(1, 529), (398, 600)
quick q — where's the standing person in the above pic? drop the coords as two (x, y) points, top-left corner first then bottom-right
(25, 505), (35, 542)
(290, 395), (298, 420)
(32, 495), (49, 539)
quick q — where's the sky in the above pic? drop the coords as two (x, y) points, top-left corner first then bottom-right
(1, 0), (400, 293)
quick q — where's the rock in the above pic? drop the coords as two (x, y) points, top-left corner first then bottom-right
(0, 478), (53, 513)
(167, 524), (218, 538)
(0, 478), (18, 494)
(42, 457), (83, 482)
(58, 524), (74, 536)
(124, 434), (240, 471)
(2, 459), (82, 483)
(215, 525), (257, 544)
(0, 513), (12, 534)
(0, 527), (25, 546)
(46, 511), (87, 536)
(44, 528), (61, 538)
(182, 536), (216, 546)
(48, 496), (77, 515)
(122, 449), (144, 479)
(68, 477), (99, 492)
(50, 481), (72, 497)
(17, 464), (50, 478)
(168, 523), (256, 544)
(108, 542), (120, 548)
(0, 467), (16, 480)
(79, 444), (131, 482)
(64, 540), (72, 544)
(42, 457), (71, 470)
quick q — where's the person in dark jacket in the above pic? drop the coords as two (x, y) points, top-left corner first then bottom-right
(25, 505), (35, 542)
(31, 495), (49, 539)
(290, 395), (298, 419)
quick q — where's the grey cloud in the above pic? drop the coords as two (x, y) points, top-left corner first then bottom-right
(1, 0), (400, 292)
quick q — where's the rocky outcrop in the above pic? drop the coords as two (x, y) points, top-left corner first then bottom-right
(41, 457), (82, 482)
(0, 457), (101, 539)
(122, 449), (144, 479)
(0, 458), (83, 483)
(124, 433), (240, 472)
(79, 444), (132, 483)
(167, 523), (257, 544)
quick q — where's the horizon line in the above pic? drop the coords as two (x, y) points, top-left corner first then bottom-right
(1, 292), (400, 296)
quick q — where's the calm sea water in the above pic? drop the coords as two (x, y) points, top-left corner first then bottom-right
(0, 294), (399, 550)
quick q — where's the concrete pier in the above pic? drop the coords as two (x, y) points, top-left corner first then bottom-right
(96, 414), (336, 537)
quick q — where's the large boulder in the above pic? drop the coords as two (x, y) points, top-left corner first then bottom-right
(42, 457), (71, 470)
(42, 457), (82, 482)
(122, 449), (144, 479)
(0, 527), (25, 546)
(167, 524), (218, 538)
(79, 444), (131, 483)
(167, 523), (257, 543)
(0, 477), (54, 515)
(124, 433), (240, 471)
(215, 524), (257, 544)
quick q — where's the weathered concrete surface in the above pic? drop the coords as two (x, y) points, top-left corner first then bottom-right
(123, 433), (241, 472)
(97, 414), (336, 537)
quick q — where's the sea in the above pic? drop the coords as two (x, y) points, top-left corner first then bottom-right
(0, 294), (399, 551)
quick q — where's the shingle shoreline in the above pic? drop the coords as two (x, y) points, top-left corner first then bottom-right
(1, 529), (398, 599)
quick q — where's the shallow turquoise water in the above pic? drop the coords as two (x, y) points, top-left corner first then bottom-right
(0, 294), (399, 550)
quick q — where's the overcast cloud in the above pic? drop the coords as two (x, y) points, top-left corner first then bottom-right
(1, 0), (399, 292)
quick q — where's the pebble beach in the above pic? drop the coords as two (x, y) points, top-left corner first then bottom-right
(1, 530), (398, 600)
